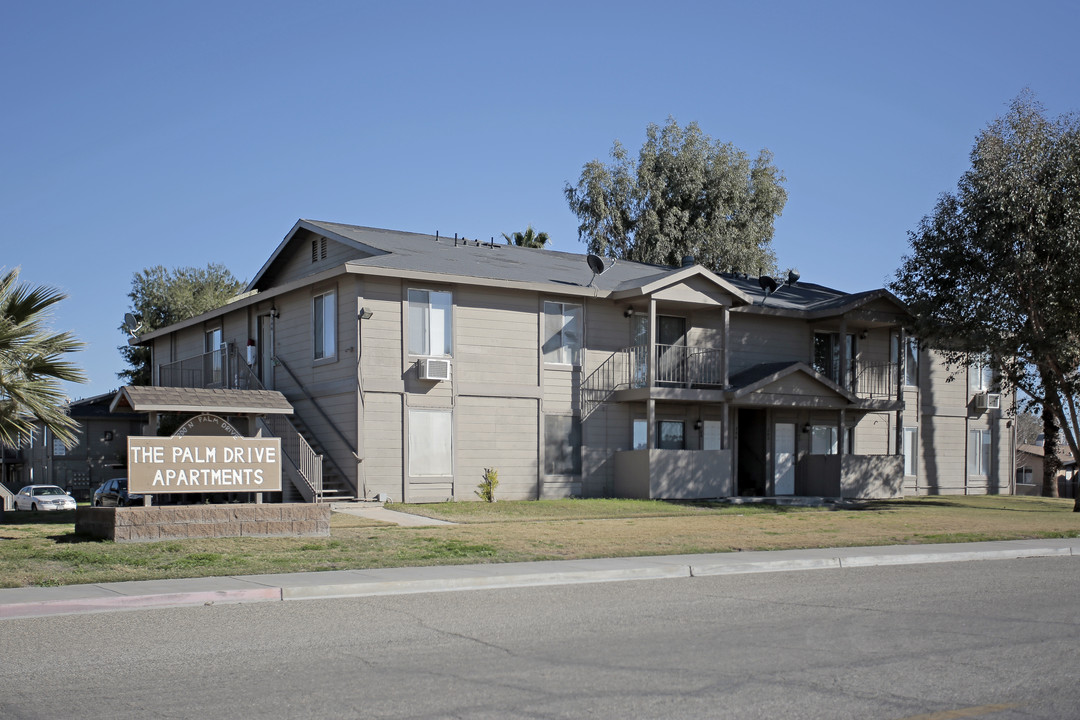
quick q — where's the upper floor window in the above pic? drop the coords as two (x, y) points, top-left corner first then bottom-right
(313, 290), (336, 361)
(969, 359), (993, 393)
(890, 334), (919, 387)
(205, 327), (223, 384)
(543, 301), (582, 365)
(813, 332), (855, 386)
(408, 289), (452, 356)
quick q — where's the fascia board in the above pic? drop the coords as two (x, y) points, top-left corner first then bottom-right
(132, 265), (352, 345)
(343, 263), (610, 299)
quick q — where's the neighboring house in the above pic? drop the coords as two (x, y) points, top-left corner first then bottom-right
(3, 392), (146, 503)
(126, 220), (1015, 503)
(1015, 443), (1076, 498)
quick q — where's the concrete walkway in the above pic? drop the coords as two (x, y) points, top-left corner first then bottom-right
(2, 537), (1077, 621)
(328, 503), (455, 526)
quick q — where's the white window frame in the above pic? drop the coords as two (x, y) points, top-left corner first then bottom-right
(543, 301), (583, 366)
(968, 428), (992, 476)
(408, 289), (453, 357)
(408, 409), (453, 477)
(903, 427), (918, 477)
(313, 289), (337, 362)
(969, 359), (993, 393)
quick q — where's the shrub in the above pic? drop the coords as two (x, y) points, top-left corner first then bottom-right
(476, 467), (498, 503)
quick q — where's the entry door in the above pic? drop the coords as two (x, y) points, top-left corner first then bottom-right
(774, 423), (796, 495)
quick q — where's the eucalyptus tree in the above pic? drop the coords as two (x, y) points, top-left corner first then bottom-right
(892, 92), (1080, 506)
(565, 117), (787, 274)
(502, 226), (550, 248)
(0, 268), (85, 448)
(119, 263), (244, 386)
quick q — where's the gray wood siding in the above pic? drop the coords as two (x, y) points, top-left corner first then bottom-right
(362, 392), (403, 500)
(456, 287), (538, 385)
(360, 277), (404, 385)
(267, 234), (365, 287)
(543, 367), (579, 414)
(456, 396), (538, 500)
(728, 314), (810, 375)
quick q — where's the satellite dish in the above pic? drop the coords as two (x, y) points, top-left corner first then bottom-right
(586, 254), (607, 275)
(787, 269), (801, 286)
(758, 275), (779, 294)
(122, 313), (142, 336)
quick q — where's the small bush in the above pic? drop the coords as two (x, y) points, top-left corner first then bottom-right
(476, 467), (498, 503)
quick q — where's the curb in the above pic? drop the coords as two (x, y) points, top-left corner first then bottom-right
(1, 541), (1076, 620)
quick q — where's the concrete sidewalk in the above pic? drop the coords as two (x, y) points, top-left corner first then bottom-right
(2, 537), (1077, 620)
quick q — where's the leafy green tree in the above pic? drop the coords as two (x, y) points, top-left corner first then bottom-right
(0, 268), (85, 448)
(565, 117), (787, 274)
(891, 91), (1080, 508)
(119, 264), (245, 385)
(502, 226), (549, 248)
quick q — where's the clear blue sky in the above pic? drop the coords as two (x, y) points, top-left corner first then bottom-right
(3, 0), (1077, 400)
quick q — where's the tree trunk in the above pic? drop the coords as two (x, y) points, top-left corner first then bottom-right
(1041, 397), (1061, 498)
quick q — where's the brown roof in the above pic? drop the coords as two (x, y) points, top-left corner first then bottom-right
(109, 386), (293, 415)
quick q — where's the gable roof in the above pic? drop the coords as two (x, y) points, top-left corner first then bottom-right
(728, 361), (858, 403)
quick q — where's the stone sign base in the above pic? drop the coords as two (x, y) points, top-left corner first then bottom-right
(76, 504), (331, 542)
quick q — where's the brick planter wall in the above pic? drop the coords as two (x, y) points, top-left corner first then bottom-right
(75, 504), (331, 542)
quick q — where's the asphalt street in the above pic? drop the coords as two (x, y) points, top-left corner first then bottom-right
(2, 556), (1077, 719)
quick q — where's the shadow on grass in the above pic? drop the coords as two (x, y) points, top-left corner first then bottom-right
(49, 532), (106, 544)
(1, 509), (77, 525)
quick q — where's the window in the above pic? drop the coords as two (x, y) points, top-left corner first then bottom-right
(545, 415), (581, 475)
(903, 427), (918, 476)
(703, 421), (723, 451)
(813, 332), (855, 386)
(658, 421), (685, 450)
(313, 290), (336, 361)
(409, 409), (453, 476)
(633, 419), (648, 450)
(890, 335), (920, 387)
(543, 302), (582, 365)
(811, 426), (854, 455)
(969, 359), (993, 393)
(968, 429), (992, 476)
(1016, 467), (1034, 485)
(408, 289), (452, 356)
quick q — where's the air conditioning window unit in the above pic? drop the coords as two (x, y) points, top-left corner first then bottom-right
(974, 391), (1001, 411)
(418, 358), (451, 381)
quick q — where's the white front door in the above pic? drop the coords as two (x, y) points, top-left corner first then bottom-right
(774, 423), (796, 495)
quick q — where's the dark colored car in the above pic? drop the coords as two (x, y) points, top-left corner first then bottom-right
(92, 478), (143, 507)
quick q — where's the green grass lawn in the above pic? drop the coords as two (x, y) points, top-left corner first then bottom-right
(0, 495), (1077, 589)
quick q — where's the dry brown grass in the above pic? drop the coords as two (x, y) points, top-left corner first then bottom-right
(1, 496), (1076, 588)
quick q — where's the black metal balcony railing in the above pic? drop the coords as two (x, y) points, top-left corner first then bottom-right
(852, 361), (899, 399)
(581, 344), (725, 418)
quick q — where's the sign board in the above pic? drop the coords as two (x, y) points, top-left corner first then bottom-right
(127, 436), (282, 494)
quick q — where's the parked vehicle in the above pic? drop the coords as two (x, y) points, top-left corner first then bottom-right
(13, 485), (77, 511)
(92, 478), (143, 507)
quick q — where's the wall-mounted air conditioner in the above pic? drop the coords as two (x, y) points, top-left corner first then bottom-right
(974, 391), (1001, 411)
(418, 358), (451, 382)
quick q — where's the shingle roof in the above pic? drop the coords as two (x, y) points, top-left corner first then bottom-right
(110, 387), (293, 415)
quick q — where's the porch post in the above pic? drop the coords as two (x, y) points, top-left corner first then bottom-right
(896, 327), (905, 457)
(721, 306), (730, 387)
(838, 314), (848, 391)
(647, 297), (657, 451)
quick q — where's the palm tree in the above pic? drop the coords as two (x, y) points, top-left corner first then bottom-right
(0, 268), (85, 449)
(502, 225), (550, 249)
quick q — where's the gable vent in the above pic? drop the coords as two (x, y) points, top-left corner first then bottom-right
(311, 237), (328, 263)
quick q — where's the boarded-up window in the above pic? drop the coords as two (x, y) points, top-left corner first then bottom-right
(545, 415), (581, 475)
(409, 409), (453, 476)
(903, 427), (918, 476)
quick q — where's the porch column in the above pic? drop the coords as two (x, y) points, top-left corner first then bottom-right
(896, 327), (905, 457)
(839, 314), (848, 391)
(647, 297), (657, 450)
(721, 306), (730, 387)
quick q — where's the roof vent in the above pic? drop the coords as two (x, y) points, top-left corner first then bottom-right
(681, 255), (695, 268)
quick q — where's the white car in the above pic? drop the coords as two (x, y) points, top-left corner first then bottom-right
(13, 485), (77, 512)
